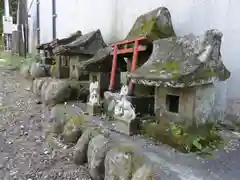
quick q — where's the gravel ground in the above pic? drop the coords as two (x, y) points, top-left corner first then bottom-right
(0, 68), (89, 180)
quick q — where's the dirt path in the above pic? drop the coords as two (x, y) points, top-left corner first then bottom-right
(0, 68), (88, 180)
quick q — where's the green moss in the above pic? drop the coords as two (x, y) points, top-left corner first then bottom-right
(67, 115), (85, 127)
(113, 175), (120, 180)
(198, 70), (217, 80)
(150, 61), (180, 80)
(153, 61), (180, 72)
(62, 115), (86, 144)
(0, 51), (30, 69)
(163, 61), (180, 71)
(141, 121), (224, 156)
(127, 17), (156, 39)
(63, 115), (85, 136)
(127, 17), (175, 40)
(51, 64), (57, 74)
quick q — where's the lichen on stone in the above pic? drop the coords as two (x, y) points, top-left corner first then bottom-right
(50, 64), (57, 75)
(73, 127), (102, 165)
(153, 60), (180, 80)
(105, 142), (147, 180)
(129, 29), (230, 87)
(107, 144), (145, 179)
(127, 17), (163, 40)
(126, 7), (176, 41)
(62, 115), (86, 144)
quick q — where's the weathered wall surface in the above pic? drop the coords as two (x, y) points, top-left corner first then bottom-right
(155, 84), (216, 125)
(28, 0), (240, 119)
(155, 87), (195, 124)
(194, 84), (216, 124)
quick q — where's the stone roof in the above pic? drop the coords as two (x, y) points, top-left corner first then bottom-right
(125, 7), (176, 41)
(36, 31), (82, 50)
(77, 46), (113, 72)
(50, 31), (82, 49)
(53, 29), (107, 56)
(129, 29), (230, 88)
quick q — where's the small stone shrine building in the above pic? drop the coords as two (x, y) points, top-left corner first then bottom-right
(52, 29), (107, 80)
(129, 29), (230, 125)
(36, 31), (82, 65)
(120, 6), (176, 96)
(78, 46), (122, 97)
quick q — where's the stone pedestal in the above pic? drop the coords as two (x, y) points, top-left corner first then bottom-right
(113, 116), (139, 136)
(86, 103), (102, 116)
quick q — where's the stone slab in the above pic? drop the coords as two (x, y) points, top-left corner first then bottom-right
(114, 116), (140, 136)
(86, 103), (102, 116)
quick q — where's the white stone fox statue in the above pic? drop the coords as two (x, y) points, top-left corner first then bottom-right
(89, 81), (99, 105)
(114, 85), (136, 120)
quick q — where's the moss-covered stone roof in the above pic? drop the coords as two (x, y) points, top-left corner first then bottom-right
(53, 29), (107, 56)
(126, 7), (176, 41)
(36, 30), (82, 50)
(129, 29), (230, 88)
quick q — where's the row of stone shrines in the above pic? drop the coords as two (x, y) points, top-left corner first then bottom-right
(34, 6), (230, 133)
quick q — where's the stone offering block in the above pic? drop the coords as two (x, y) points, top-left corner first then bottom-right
(86, 103), (102, 116)
(114, 116), (140, 136)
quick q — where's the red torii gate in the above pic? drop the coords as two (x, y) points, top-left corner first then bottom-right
(109, 36), (147, 93)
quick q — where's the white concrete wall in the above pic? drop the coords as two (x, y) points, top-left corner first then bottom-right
(28, 0), (37, 54)
(39, 0), (52, 44)
(55, 0), (117, 42)
(28, 0), (52, 51)
(28, 0), (240, 116)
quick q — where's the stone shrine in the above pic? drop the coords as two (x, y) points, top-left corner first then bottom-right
(129, 29), (230, 126)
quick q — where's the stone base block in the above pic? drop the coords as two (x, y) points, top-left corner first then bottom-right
(114, 116), (140, 136)
(86, 103), (102, 116)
